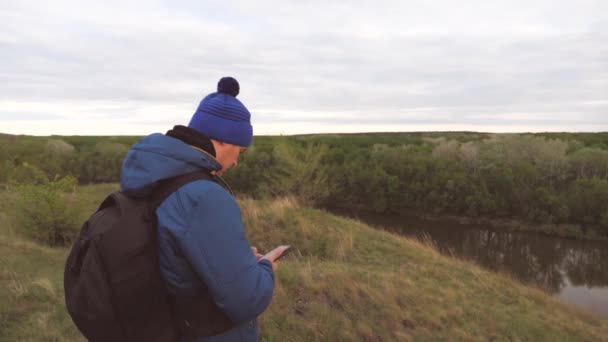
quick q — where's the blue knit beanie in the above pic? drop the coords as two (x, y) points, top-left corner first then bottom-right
(188, 77), (253, 147)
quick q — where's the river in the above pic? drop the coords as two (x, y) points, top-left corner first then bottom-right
(333, 210), (608, 317)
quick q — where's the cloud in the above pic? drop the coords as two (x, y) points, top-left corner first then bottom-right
(0, 0), (607, 135)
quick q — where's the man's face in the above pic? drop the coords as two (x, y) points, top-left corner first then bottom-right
(215, 142), (247, 175)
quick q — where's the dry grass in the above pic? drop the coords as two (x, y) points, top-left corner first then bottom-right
(0, 238), (85, 341)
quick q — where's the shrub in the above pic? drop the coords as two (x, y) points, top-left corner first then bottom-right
(600, 211), (608, 237)
(269, 141), (332, 207)
(15, 175), (80, 246)
(8, 162), (49, 185)
(566, 178), (608, 225)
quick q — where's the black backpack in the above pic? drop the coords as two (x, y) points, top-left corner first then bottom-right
(64, 171), (234, 342)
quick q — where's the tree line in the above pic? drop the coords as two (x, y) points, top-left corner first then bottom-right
(2, 132), (608, 238)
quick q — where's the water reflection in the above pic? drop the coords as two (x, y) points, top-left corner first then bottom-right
(432, 228), (608, 294)
(334, 210), (608, 317)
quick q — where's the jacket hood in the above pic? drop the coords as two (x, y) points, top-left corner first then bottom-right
(120, 133), (221, 197)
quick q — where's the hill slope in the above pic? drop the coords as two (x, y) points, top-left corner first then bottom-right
(0, 186), (607, 341)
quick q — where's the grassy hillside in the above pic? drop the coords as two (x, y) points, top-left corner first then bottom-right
(1, 185), (607, 341)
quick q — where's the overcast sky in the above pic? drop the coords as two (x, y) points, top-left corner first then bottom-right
(1, 0), (607, 135)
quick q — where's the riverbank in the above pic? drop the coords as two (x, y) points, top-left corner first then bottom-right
(328, 206), (608, 241)
(422, 213), (608, 241)
(1, 185), (608, 340)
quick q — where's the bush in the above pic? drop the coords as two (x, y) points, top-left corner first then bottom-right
(8, 162), (49, 185)
(600, 211), (608, 237)
(566, 178), (608, 225)
(268, 141), (332, 207)
(16, 175), (80, 246)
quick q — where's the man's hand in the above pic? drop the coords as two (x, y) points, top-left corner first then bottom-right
(252, 246), (278, 272)
(251, 247), (263, 261)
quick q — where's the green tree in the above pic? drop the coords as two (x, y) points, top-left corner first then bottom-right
(79, 142), (129, 183)
(528, 187), (568, 224)
(16, 174), (80, 246)
(566, 178), (608, 229)
(8, 162), (49, 185)
(269, 141), (332, 206)
(39, 139), (77, 180)
(568, 148), (608, 179)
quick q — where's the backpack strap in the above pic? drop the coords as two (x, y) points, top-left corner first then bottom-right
(148, 171), (232, 211)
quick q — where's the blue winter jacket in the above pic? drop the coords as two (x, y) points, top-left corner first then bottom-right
(120, 133), (275, 342)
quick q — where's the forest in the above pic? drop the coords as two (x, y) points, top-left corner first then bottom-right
(2, 131), (608, 239)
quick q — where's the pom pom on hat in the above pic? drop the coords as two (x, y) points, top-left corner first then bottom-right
(188, 77), (252, 147)
(217, 77), (240, 97)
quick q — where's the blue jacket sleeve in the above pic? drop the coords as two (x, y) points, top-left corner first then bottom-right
(175, 182), (275, 324)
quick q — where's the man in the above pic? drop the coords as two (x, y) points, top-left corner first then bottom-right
(119, 77), (277, 341)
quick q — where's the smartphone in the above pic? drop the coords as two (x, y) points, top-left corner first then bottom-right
(263, 245), (293, 262)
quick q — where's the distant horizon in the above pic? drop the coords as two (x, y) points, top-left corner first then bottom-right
(2, 111), (607, 136)
(2, 127), (607, 138)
